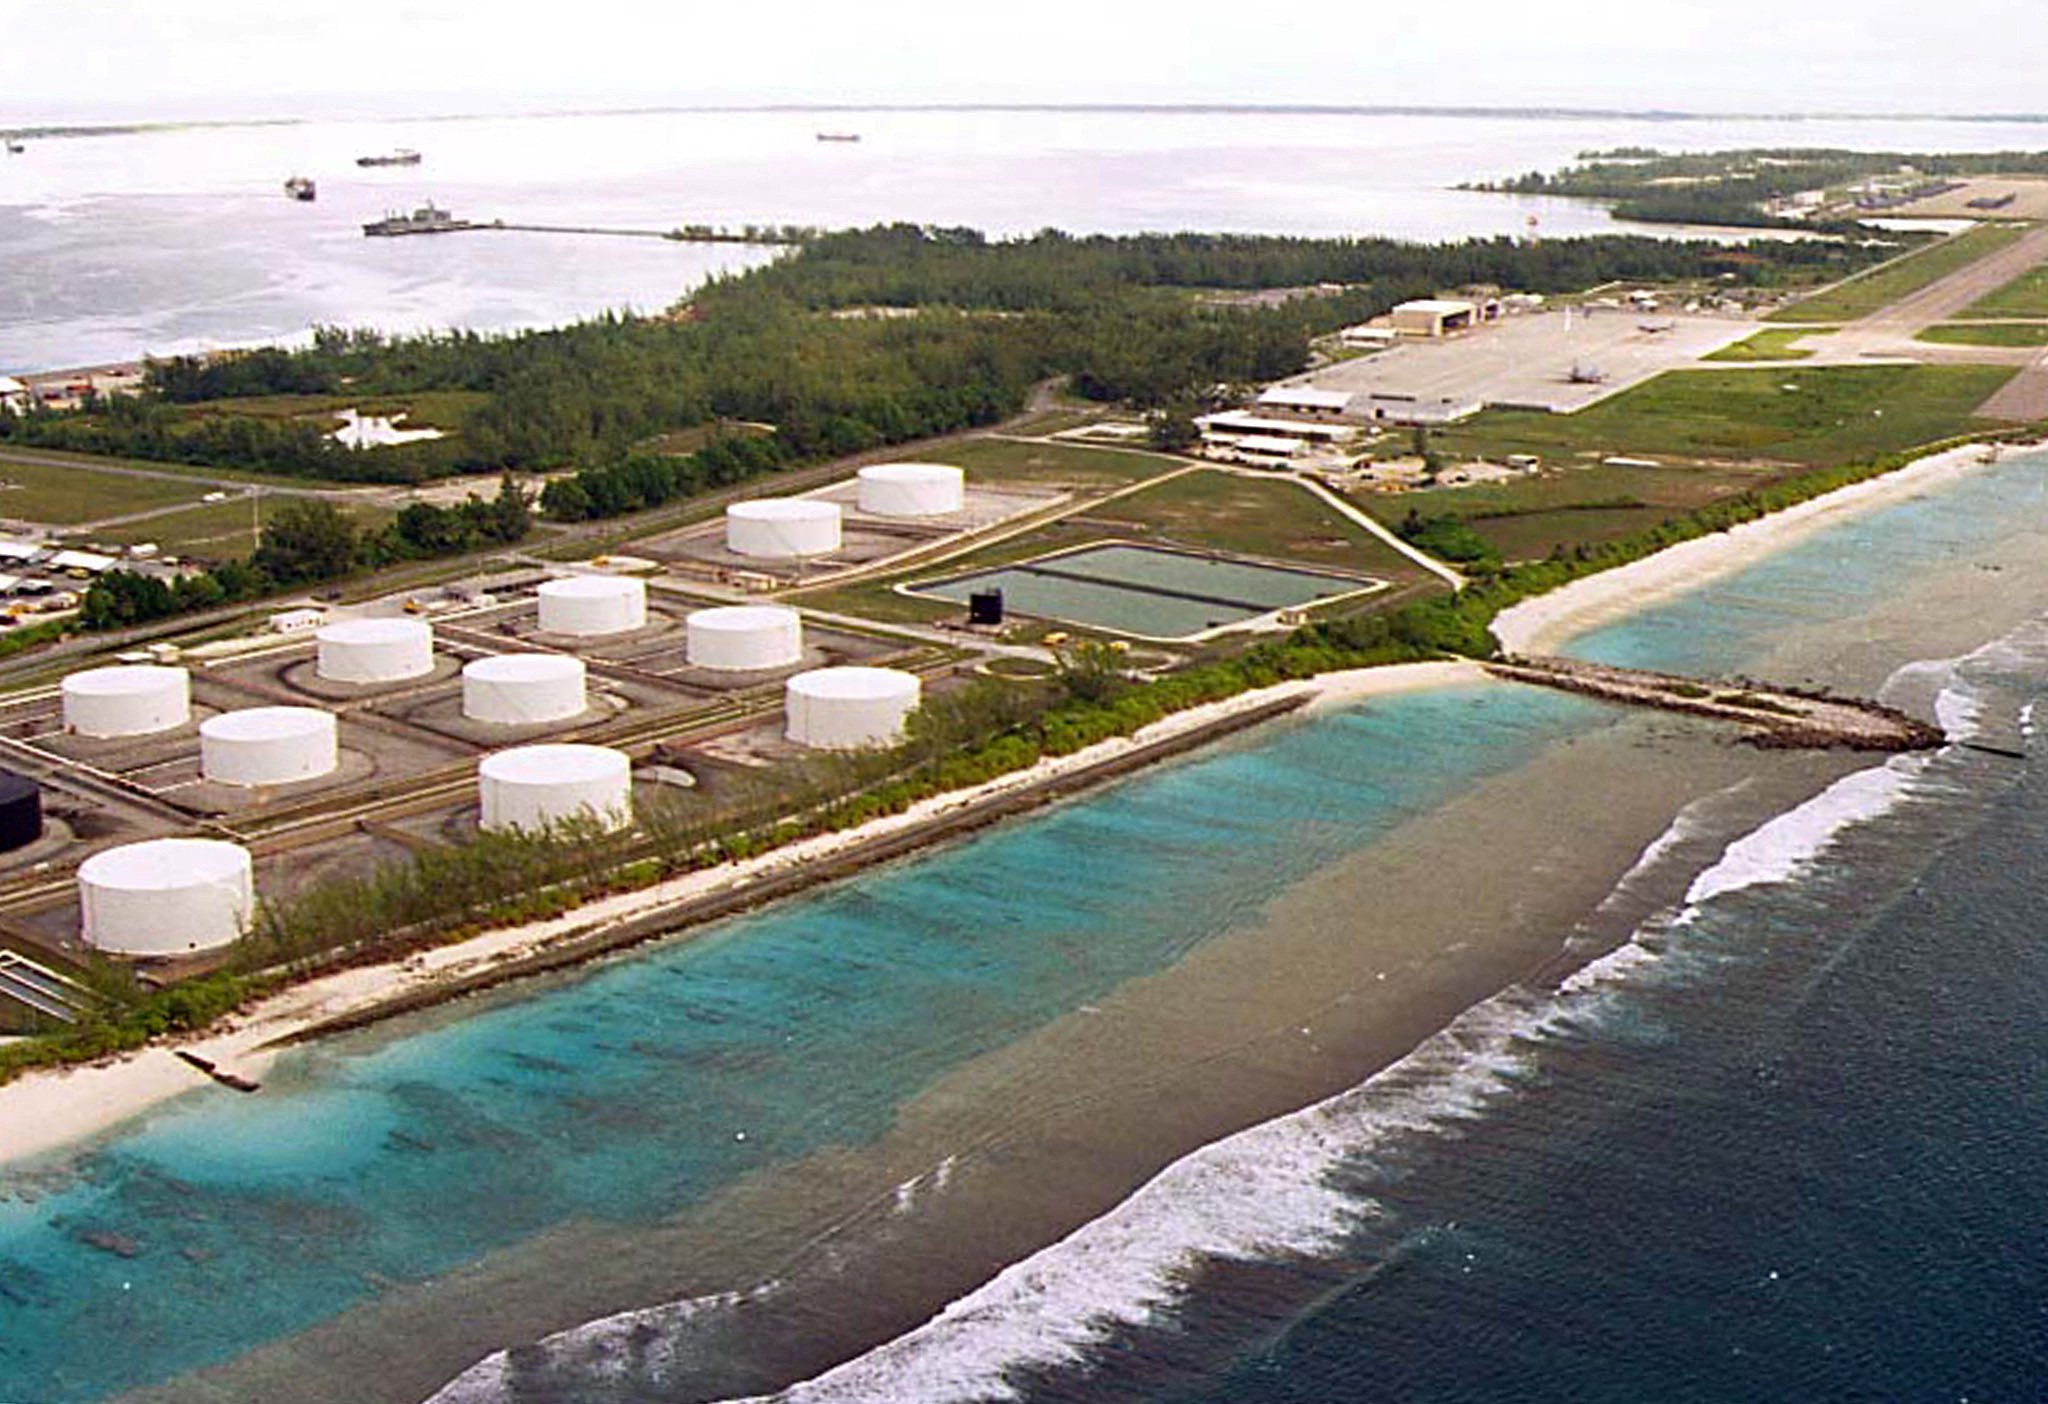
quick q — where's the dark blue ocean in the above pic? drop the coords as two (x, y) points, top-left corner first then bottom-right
(5, 449), (2048, 1404)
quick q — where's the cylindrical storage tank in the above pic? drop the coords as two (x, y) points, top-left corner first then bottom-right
(537, 575), (647, 636)
(200, 706), (339, 786)
(857, 463), (965, 518)
(478, 744), (633, 833)
(784, 667), (922, 750)
(78, 838), (254, 956)
(725, 499), (842, 559)
(316, 618), (434, 683)
(61, 665), (191, 738)
(462, 654), (588, 725)
(686, 606), (804, 672)
(0, 770), (41, 853)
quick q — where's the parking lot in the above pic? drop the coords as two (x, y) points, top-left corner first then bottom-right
(1285, 309), (1761, 414)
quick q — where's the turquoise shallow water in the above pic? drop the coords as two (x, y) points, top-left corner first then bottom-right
(0, 684), (1601, 1402)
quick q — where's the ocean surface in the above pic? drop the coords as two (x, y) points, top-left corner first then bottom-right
(2, 435), (2046, 1403)
(9, 106), (2048, 370)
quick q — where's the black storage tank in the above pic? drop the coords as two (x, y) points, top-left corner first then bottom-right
(968, 588), (1005, 626)
(0, 769), (42, 853)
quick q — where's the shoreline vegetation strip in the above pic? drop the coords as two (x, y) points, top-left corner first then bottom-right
(2, 426), (2029, 1090)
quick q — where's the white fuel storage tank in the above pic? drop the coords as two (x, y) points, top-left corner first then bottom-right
(462, 654), (588, 725)
(686, 605), (804, 671)
(61, 664), (191, 737)
(725, 499), (842, 559)
(78, 837), (254, 956)
(784, 666), (922, 750)
(856, 463), (965, 518)
(478, 743), (632, 833)
(200, 706), (339, 786)
(537, 575), (647, 636)
(316, 618), (435, 683)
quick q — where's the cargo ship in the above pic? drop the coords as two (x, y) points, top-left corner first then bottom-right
(356, 148), (422, 167)
(284, 176), (317, 201)
(815, 132), (861, 143)
(363, 202), (472, 237)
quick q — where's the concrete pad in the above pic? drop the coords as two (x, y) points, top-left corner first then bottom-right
(1283, 310), (1762, 414)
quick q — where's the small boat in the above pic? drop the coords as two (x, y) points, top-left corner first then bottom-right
(356, 148), (422, 167)
(284, 175), (317, 201)
(3, 141), (23, 155)
(363, 202), (473, 237)
(815, 132), (861, 143)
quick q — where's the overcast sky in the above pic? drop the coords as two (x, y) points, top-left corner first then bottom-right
(3, 0), (2044, 124)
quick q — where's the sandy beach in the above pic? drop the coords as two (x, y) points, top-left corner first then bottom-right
(0, 659), (1484, 1170)
(1493, 442), (2002, 656)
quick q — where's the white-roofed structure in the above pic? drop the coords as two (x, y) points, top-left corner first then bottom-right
(537, 575), (647, 636)
(725, 499), (842, 559)
(47, 549), (118, 574)
(62, 664), (191, 737)
(856, 463), (966, 518)
(784, 666), (921, 750)
(462, 654), (588, 725)
(686, 605), (804, 671)
(78, 838), (254, 956)
(1255, 386), (1354, 416)
(0, 541), (41, 563)
(1194, 411), (1354, 443)
(478, 744), (632, 833)
(316, 618), (434, 683)
(1230, 435), (1308, 460)
(200, 706), (339, 786)
(0, 376), (27, 414)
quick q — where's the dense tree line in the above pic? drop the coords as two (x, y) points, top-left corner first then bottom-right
(77, 477), (532, 630)
(11, 223), (1899, 501)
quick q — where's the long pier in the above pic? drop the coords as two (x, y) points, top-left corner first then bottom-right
(1487, 655), (1948, 752)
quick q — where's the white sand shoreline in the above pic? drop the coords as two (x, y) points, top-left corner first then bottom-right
(0, 659), (1484, 1169)
(1493, 441), (2008, 656)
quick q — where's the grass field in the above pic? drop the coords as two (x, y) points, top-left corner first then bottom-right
(1358, 460), (1781, 562)
(87, 496), (393, 560)
(1957, 264), (2048, 320)
(0, 455), (211, 525)
(1767, 224), (2029, 324)
(1431, 363), (2016, 470)
(0, 443), (364, 490)
(1916, 321), (2048, 347)
(1703, 328), (1819, 361)
(942, 438), (1183, 491)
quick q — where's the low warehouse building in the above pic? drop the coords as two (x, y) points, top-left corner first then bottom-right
(537, 575), (648, 636)
(462, 654), (588, 725)
(686, 605), (804, 671)
(1390, 298), (1479, 337)
(478, 743), (633, 833)
(317, 618), (435, 683)
(78, 838), (254, 956)
(1255, 387), (1354, 418)
(725, 499), (842, 559)
(62, 664), (191, 737)
(785, 666), (921, 750)
(856, 463), (966, 517)
(201, 706), (339, 786)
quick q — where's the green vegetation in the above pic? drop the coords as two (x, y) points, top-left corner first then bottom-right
(1958, 263), (2048, 319)
(1430, 363), (2015, 470)
(0, 455), (209, 524)
(86, 495), (387, 558)
(77, 478), (532, 631)
(1768, 223), (2028, 323)
(1394, 511), (1502, 571)
(1060, 470), (1424, 576)
(1916, 321), (2048, 347)
(1703, 328), (1820, 361)
(1469, 147), (2048, 228)
(2, 225), (1892, 508)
